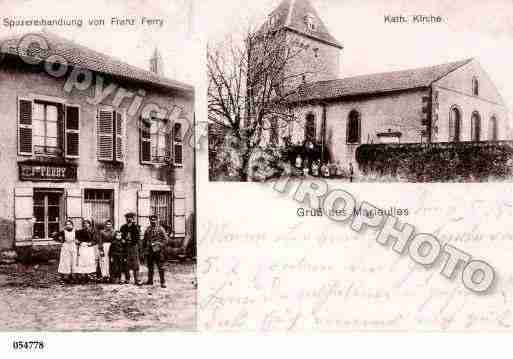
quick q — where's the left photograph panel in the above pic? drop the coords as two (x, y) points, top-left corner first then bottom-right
(0, 0), (197, 331)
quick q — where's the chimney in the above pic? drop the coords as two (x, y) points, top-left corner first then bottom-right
(149, 47), (164, 76)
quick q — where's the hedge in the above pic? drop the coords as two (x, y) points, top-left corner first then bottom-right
(355, 141), (513, 182)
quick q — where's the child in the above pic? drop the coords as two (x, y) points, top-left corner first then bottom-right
(108, 230), (126, 284)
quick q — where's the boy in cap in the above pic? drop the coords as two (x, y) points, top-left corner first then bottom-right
(143, 214), (168, 288)
(120, 212), (142, 285)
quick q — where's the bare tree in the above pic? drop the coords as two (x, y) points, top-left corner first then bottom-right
(208, 25), (310, 181)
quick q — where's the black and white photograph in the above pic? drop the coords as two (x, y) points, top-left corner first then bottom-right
(0, 0), (197, 331)
(208, 0), (513, 183)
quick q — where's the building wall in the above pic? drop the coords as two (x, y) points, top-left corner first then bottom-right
(432, 60), (508, 142)
(290, 89), (428, 169)
(284, 32), (340, 90)
(0, 58), (194, 250)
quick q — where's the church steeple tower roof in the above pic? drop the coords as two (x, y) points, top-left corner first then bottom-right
(267, 0), (342, 49)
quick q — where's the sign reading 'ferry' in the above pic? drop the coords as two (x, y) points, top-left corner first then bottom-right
(18, 162), (77, 182)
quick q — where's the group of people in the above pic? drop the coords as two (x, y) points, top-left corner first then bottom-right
(54, 212), (169, 288)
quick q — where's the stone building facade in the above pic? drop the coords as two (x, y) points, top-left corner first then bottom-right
(259, 0), (509, 173)
(0, 32), (195, 257)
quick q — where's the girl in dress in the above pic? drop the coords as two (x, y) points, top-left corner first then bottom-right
(54, 219), (78, 284)
(98, 219), (114, 283)
(75, 219), (98, 283)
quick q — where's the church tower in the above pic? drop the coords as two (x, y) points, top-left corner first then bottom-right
(149, 47), (164, 76)
(264, 0), (342, 88)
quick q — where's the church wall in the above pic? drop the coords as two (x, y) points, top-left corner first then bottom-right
(434, 87), (508, 142)
(288, 89), (428, 170)
(326, 90), (428, 169)
(432, 61), (508, 142)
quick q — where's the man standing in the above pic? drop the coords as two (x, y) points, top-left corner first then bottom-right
(143, 215), (168, 288)
(120, 212), (141, 285)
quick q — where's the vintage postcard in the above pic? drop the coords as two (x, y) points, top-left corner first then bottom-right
(0, 0), (197, 331)
(201, 0), (513, 331)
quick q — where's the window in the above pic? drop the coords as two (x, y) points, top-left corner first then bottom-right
(304, 113), (316, 143)
(490, 116), (498, 141)
(472, 77), (479, 96)
(97, 108), (123, 162)
(140, 116), (172, 164)
(151, 116), (169, 162)
(471, 111), (481, 141)
(83, 189), (113, 227)
(33, 102), (60, 156)
(33, 189), (63, 239)
(18, 98), (80, 158)
(347, 110), (361, 144)
(449, 106), (461, 142)
(151, 191), (172, 232)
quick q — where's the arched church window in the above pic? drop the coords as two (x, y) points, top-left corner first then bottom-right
(347, 110), (361, 144)
(305, 113), (316, 142)
(449, 106), (461, 142)
(490, 116), (498, 141)
(471, 111), (481, 141)
(472, 77), (479, 96)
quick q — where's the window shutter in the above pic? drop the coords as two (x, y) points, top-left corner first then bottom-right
(65, 105), (80, 158)
(97, 108), (114, 161)
(14, 187), (33, 243)
(18, 98), (33, 156)
(165, 125), (172, 162)
(140, 117), (152, 163)
(137, 190), (150, 231)
(173, 122), (183, 166)
(173, 191), (186, 236)
(114, 111), (123, 162)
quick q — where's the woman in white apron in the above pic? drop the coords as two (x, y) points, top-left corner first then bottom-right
(75, 219), (98, 283)
(98, 219), (114, 283)
(55, 219), (78, 284)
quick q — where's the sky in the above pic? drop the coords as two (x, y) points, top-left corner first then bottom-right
(0, 0), (199, 86)
(201, 0), (513, 114)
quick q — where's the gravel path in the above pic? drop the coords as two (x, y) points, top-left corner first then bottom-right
(0, 261), (196, 331)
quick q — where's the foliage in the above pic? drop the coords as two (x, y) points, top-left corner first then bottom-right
(356, 141), (513, 182)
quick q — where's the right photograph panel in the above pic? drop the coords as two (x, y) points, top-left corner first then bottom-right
(207, 0), (513, 183)
(200, 0), (513, 332)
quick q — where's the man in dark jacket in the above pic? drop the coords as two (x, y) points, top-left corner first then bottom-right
(120, 212), (141, 285)
(143, 215), (168, 288)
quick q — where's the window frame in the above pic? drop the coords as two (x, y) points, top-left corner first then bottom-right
(346, 109), (361, 144)
(449, 105), (462, 142)
(18, 94), (69, 158)
(83, 188), (114, 228)
(472, 77), (479, 96)
(32, 188), (64, 240)
(471, 111), (481, 142)
(490, 115), (499, 141)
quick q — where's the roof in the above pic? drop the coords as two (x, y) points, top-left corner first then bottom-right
(293, 58), (473, 102)
(264, 0), (342, 48)
(0, 31), (193, 94)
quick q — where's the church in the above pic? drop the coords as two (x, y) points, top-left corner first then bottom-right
(260, 0), (509, 176)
